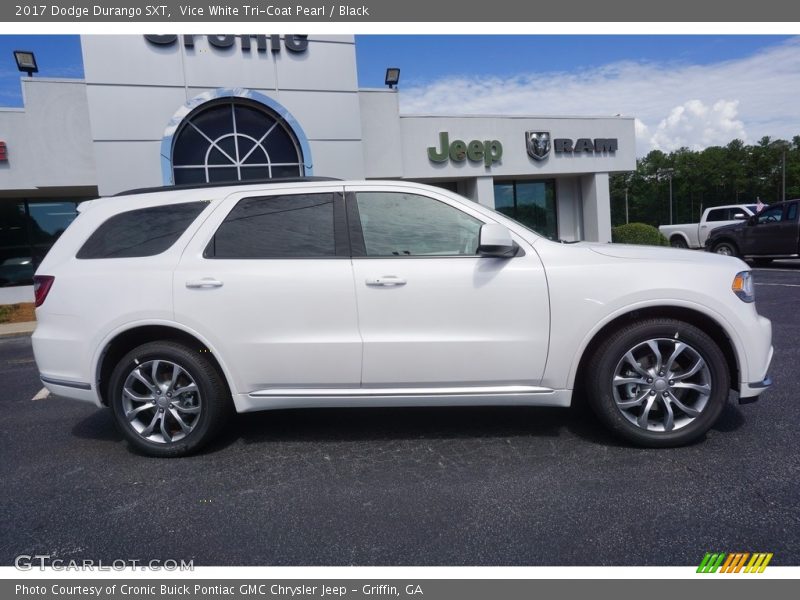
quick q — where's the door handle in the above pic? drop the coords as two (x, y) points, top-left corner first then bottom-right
(185, 278), (224, 289)
(366, 276), (407, 287)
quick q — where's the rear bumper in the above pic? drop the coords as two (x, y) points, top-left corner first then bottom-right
(38, 374), (102, 406)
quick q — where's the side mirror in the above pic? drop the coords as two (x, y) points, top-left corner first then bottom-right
(477, 224), (517, 257)
(733, 213), (747, 220)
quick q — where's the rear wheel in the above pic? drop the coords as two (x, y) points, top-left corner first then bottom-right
(712, 241), (738, 257)
(669, 236), (688, 249)
(586, 318), (729, 447)
(109, 341), (231, 457)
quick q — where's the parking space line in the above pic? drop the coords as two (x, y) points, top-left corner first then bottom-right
(31, 387), (50, 401)
(754, 283), (800, 287)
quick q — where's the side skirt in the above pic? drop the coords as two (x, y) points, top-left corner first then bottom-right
(236, 386), (572, 412)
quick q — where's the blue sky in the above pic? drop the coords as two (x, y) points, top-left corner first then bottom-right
(0, 35), (796, 155)
(354, 35), (795, 87)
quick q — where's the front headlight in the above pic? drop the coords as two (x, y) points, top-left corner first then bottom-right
(732, 271), (755, 303)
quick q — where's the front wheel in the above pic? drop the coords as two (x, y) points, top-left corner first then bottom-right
(109, 341), (231, 457)
(712, 241), (738, 257)
(586, 318), (730, 447)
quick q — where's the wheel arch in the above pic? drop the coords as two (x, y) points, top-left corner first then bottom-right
(571, 306), (740, 399)
(710, 237), (740, 254)
(669, 232), (691, 247)
(95, 323), (233, 407)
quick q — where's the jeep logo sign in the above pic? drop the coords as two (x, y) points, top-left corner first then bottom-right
(427, 132), (503, 168)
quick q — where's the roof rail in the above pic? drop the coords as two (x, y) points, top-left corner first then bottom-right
(112, 177), (342, 197)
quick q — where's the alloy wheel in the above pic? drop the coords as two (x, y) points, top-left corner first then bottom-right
(121, 359), (202, 444)
(611, 338), (712, 432)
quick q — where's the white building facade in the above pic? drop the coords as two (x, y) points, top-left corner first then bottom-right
(0, 35), (635, 287)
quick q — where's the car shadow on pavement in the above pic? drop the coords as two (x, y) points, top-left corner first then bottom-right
(711, 401), (747, 433)
(71, 407), (124, 443)
(69, 400), (746, 456)
(202, 405), (624, 454)
(752, 259), (800, 270)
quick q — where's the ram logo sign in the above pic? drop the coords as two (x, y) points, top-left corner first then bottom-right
(554, 138), (619, 154)
(525, 131), (551, 161)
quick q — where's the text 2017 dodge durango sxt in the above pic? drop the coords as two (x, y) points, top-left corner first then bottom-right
(32, 179), (773, 456)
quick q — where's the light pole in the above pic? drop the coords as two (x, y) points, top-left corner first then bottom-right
(657, 168), (675, 224)
(770, 140), (790, 202)
(625, 187), (629, 224)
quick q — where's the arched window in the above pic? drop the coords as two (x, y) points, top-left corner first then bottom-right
(171, 99), (305, 185)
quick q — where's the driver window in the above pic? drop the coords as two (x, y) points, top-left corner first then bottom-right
(757, 206), (783, 225)
(354, 192), (483, 257)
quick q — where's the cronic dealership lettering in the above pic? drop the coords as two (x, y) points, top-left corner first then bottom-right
(144, 34), (309, 54)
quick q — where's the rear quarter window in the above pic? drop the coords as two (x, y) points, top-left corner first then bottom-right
(705, 209), (729, 222)
(76, 201), (208, 259)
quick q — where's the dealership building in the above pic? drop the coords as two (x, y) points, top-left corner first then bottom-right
(0, 34), (635, 288)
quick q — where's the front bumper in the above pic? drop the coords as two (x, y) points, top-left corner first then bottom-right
(739, 375), (772, 404)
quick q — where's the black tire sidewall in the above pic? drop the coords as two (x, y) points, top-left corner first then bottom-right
(587, 319), (729, 447)
(109, 341), (228, 457)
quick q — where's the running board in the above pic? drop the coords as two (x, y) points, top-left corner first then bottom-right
(238, 385), (570, 412)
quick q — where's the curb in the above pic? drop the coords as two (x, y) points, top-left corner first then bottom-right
(0, 321), (36, 338)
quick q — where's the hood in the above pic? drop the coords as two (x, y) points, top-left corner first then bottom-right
(583, 242), (742, 266)
(707, 222), (745, 238)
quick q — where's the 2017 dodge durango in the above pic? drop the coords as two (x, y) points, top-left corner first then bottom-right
(31, 179), (773, 456)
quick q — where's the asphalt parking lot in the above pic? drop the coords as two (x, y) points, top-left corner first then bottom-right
(1, 264), (799, 567)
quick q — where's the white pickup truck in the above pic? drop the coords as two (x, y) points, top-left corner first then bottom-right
(659, 204), (758, 249)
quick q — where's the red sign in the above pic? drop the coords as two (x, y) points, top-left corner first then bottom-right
(0, 141), (7, 161)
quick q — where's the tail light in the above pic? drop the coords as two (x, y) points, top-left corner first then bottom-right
(33, 275), (55, 308)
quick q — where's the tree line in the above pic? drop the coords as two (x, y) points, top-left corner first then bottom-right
(610, 136), (800, 227)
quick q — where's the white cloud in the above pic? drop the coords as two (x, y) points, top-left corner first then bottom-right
(398, 37), (800, 156)
(649, 99), (747, 152)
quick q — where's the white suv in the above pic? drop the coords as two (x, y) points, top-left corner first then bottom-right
(32, 179), (773, 456)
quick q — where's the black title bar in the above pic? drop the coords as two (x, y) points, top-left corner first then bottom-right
(4, 0), (800, 22)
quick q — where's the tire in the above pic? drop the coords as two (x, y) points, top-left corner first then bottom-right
(711, 241), (738, 258)
(586, 318), (730, 448)
(751, 257), (773, 267)
(670, 237), (688, 249)
(109, 341), (231, 457)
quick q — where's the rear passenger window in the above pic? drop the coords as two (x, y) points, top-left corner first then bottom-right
(76, 201), (207, 259)
(206, 193), (336, 259)
(787, 203), (797, 222)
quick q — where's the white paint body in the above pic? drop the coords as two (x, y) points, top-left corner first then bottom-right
(32, 180), (773, 413)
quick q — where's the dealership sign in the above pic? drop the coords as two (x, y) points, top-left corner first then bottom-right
(526, 131), (618, 160)
(144, 34), (309, 54)
(525, 131), (551, 161)
(427, 132), (503, 167)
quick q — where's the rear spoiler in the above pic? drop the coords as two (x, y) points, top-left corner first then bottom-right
(77, 200), (97, 213)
